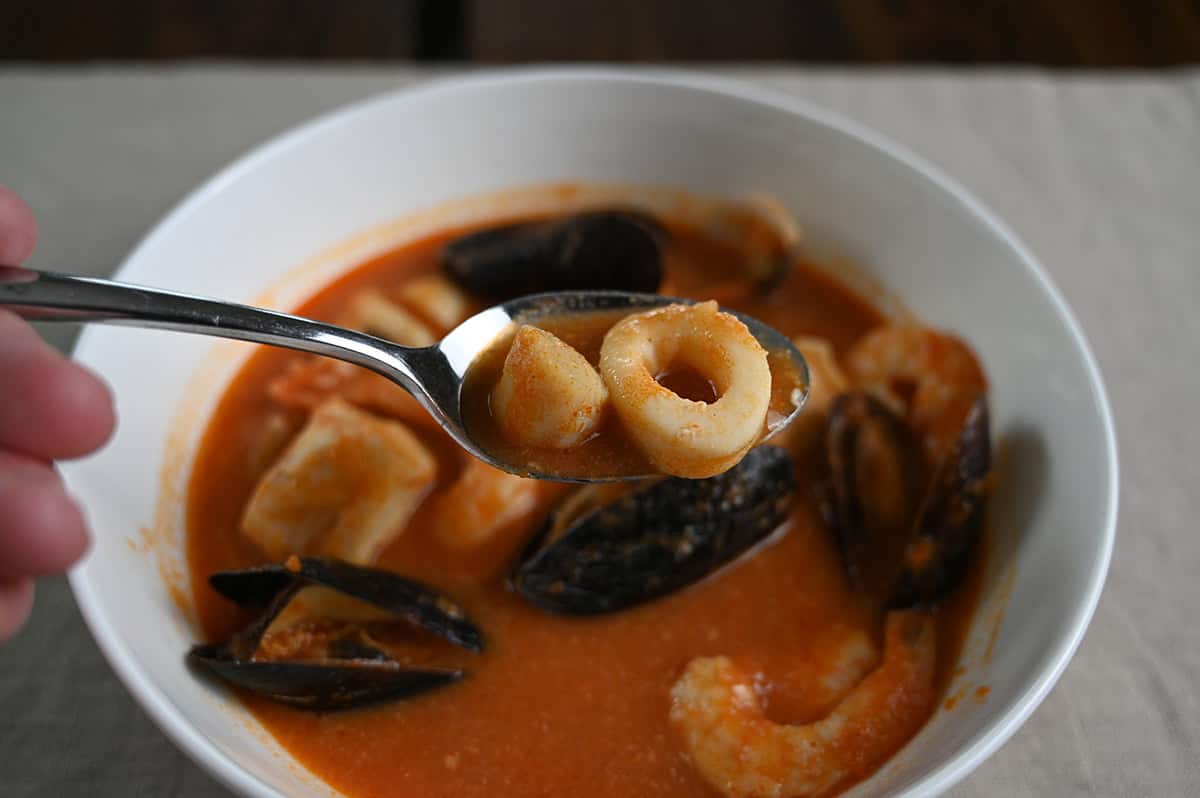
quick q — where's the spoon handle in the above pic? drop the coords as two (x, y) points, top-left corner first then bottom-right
(0, 265), (431, 402)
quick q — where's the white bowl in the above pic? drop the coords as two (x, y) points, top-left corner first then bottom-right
(64, 69), (1117, 798)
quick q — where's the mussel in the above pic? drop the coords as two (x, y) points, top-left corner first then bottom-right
(700, 193), (803, 295)
(822, 392), (921, 595)
(441, 210), (664, 300)
(890, 396), (991, 608)
(821, 391), (991, 608)
(513, 446), (796, 614)
(188, 557), (483, 711)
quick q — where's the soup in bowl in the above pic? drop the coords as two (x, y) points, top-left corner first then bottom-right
(63, 71), (1117, 798)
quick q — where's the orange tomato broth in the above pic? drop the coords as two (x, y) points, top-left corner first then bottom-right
(187, 217), (985, 797)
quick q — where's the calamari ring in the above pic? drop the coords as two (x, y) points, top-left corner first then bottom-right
(598, 301), (771, 478)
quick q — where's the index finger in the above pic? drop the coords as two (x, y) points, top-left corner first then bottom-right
(0, 311), (115, 459)
(0, 187), (37, 265)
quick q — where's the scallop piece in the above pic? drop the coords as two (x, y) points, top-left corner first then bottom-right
(397, 273), (473, 333)
(241, 398), (436, 564)
(343, 289), (436, 347)
(491, 325), (609, 449)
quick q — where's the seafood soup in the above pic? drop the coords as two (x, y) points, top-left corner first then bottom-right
(186, 196), (992, 798)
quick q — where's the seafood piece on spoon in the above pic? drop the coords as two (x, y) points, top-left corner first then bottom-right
(491, 325), (610, 449)
(599, 301), (773, 479)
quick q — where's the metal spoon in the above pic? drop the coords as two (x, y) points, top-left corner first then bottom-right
(0, 266), (809, 482)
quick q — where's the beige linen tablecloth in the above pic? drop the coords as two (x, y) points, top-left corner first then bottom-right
(0, 65), (1196, 797)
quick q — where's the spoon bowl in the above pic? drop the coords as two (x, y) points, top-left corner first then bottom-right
(0, 267), (809, 482)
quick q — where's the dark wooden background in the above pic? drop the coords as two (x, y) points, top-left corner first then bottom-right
(1, 0), (1198, 65)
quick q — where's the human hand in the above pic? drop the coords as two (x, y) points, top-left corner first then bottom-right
(0, 186), (115, 641)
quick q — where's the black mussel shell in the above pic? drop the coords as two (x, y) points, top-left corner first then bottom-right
(441, 210), (663, 300)
(208, 565), (294, 610)
(700, 195), (802, 296)
(889, 395), (991, 608)
(187, 642), (462, 711)
(209, 556), (483, 652)
(513, 446), (796, 614)
(190, 558), (483, 711)
(822, 392), (921, 592)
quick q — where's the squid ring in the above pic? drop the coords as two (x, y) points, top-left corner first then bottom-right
(599, 301), (771, 478)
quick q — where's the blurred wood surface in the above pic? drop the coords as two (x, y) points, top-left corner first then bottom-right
(1, 0), (1198, 65)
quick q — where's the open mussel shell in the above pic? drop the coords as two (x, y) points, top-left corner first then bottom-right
(187, 643), (463, 711)
(700, 193), (803, 295)
(513, 446), (796, 614)
(208, 556), (483, 652)
(189, 558), (483, 711)
(442, 210), (664, 300)
(822, 392), (921, 591)
(208, 565), (294, 610)
(890, 395), (991, 608)
(820, 391), (992, 609)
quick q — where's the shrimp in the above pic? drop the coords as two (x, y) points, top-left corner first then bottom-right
(670, 611), (936, 798)
(845, 326), (986, 464)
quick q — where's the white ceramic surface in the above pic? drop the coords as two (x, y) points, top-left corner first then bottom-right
(63, 69), (1117, 798)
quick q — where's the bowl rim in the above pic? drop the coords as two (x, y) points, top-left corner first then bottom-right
(66, 66), (1119, 798)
